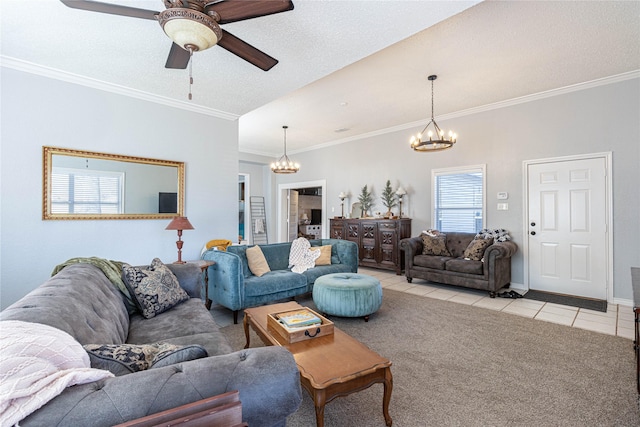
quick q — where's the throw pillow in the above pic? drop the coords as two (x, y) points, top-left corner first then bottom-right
(149, 344), (208, 369)
(421, 233), (451, 256)
(463, 238), (494, 261)
(311, 245), (332, 265)
(476, 228), (512, 242)
(246, 245), (270, 277)
(84, 342), (207, 376)
(122, 258), (189, 319)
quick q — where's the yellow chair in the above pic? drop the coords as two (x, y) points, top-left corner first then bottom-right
(205, 239), (233, 252)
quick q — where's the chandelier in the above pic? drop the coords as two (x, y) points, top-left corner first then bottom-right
(409, 75), (457, 152)
(271, 126), (300, 174)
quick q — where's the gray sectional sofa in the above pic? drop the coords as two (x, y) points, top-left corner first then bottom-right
(202, 239), (358, 323)
(0, 262), (302, 427)
(400, 231), (517, 297)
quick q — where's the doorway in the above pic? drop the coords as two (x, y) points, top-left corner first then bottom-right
(277, 180), (327, 242)
(523, 153), (612, 301)
(238, 174), (250, 244)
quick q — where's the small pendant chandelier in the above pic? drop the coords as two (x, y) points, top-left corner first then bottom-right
(271, 125), (300, 174)
(410, 75), (457, 152)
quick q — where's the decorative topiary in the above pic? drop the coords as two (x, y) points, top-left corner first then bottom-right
(358, 185), (373, 218)
(381, 180), (397, 217)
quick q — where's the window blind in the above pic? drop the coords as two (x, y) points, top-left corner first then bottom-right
(51, 168), (124, 214)
(434, 168), (484, 233)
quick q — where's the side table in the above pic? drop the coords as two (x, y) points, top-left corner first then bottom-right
(188, 260), (215, 310)
(631, 267), (640, 393)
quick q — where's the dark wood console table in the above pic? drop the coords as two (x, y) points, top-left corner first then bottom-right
(631, 267), (640, 394)
(330, 218), (411, 275)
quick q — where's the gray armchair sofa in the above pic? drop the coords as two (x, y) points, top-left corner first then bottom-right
(0, 262), (302, 427)
(400, 232), (517, 297)
(202, 239), (358, 323)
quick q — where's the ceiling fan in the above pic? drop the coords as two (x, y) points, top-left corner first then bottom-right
(60, 0), (295, 71)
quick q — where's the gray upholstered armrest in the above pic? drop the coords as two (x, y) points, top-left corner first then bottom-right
(484, 241), (518, 260)
(166, 263), (203, 299)
(400, 237), (423, 257)
(400, 237), (423, 258)
(400, 237), (423, 270)
(20, 347), (302, 427)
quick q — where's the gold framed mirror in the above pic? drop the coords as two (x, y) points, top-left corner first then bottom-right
(43, 146), (185, 220)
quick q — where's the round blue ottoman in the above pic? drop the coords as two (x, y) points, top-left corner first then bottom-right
(313, 273), (382, 321)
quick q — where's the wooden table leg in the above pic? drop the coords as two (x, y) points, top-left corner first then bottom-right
(312, 389), (326, 427)
(243, 314), (251, 349)
(382, 367), (393, 426)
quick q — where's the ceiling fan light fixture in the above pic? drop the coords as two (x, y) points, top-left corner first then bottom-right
(409, 75), (457, 152)
(158, 8), (222, 51)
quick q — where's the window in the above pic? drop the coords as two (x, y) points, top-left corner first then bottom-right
(432, 165), (485, 233)
(51, 167), (124, 214)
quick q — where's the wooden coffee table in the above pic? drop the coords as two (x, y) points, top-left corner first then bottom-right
(243, 301), (392, 427)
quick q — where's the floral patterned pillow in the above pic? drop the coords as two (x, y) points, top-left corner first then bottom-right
(84, 342), (207, 376)
(122, 258), (189, 319)
(463, 238), (494, 261)
(421, 233), (451, 256)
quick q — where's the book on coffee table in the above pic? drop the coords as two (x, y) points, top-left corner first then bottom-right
(276, 309), (321, 328)
(267, 306), (334, 344)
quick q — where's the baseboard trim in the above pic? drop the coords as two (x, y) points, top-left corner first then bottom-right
(613, 297), (633, 308)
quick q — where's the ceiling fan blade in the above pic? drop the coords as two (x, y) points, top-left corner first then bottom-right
(60, 0), (158, 20)
(165, 43), (191, 69)
(207, 0), (294, 24)
(217, 30), (278, 71)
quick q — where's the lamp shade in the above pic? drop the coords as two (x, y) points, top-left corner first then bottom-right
(158, 9), (222, 52)
(166, 216), (194, 231)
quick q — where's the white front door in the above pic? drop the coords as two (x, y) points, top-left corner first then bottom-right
(527, 156), (608, 299)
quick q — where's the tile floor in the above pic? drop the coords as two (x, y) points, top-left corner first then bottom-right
(210, 267), (635, 341)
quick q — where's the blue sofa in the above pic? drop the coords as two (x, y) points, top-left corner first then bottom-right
(202, 239), (358, 323)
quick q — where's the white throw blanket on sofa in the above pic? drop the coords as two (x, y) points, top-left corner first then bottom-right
(0, 320), (113, 427)
(288, 237), (321, 274)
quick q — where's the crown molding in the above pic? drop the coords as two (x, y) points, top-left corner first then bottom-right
(288, 70), (640, 155)
(0, 56), (239, 121)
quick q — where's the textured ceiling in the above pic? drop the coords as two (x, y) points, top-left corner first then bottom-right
(2, 1), (639, 157)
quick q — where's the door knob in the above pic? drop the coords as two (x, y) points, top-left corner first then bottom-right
(530, 231), (536, 235)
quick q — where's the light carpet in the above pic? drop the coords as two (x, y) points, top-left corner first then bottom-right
(221, 289), (639, 427)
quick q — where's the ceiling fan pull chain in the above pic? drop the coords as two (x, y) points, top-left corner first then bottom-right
(188, 47), (193, 101)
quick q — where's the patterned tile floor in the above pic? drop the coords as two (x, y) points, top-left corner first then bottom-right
(210, 267), (634, 340)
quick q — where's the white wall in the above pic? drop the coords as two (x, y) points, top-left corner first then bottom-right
(2, 69), (638, 306)
(0, 68), (239, 309)
(274, 77), (640, 301)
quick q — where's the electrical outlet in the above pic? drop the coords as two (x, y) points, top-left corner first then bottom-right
(497, 203), (509, 211)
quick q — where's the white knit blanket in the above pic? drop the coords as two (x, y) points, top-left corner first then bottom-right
(288, 237), (320, 274)
(0, 321), (114, 427)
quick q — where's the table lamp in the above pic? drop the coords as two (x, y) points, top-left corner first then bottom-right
(165, 216), (194, 264)
(338, 192), (346, 218)
(395, 187), (407, 218)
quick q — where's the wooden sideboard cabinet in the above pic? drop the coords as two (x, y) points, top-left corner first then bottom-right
(330, 218), (411, 275)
